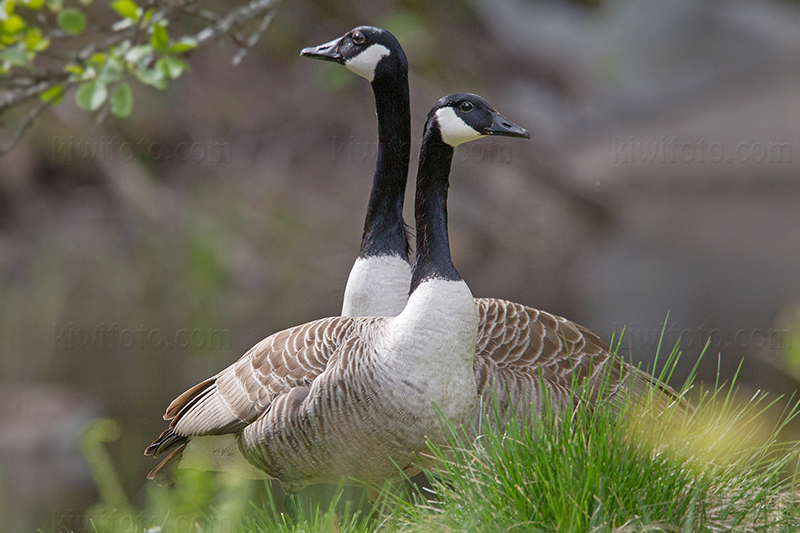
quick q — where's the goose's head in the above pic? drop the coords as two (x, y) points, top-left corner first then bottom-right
(301, 26), (407, 83)
(429, 93), (531, 148)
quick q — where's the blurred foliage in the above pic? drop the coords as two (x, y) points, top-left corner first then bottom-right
(81, 419), (135, 526)
(0, 0), (281, 153)
(779, 306), (800, 379)
(80, 415), (372, 533)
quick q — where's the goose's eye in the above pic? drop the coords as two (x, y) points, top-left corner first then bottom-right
(459, 101), (474, 113)
(352, 32), (365, 45)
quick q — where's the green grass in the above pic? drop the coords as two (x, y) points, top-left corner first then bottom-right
(75, 343), (800, 533)
(397, 375), (800, 531)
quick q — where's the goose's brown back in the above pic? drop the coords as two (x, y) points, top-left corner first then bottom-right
(473, 298), (681, 428)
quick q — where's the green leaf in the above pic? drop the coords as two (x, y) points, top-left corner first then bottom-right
(111, 0), (138, 20)
(23, 27), (42, 49)
(156, 55), (189, 79)
(37, 36), (51, 51)
(40, 84), (64, 104)
(150, 23), (168, 53)
(57, 8), (86, 35)
(86, 52), (106, 69)
(3, 14), (25, 34)
(24, 27), (50, 51)
(22, 0), (45, 9)
(81, 65), (97, 79)
(124, 44), (151, 64)
(64, 63), (84, 75)
(76, 79), (108, 111)
(169, 36), (197, 53)
(134, 67), (166, 90)
(111, 39), (132, 55)
(99, 56), (124, 82)
(46, 0), (64, 11)
(0, 45), (31, 66)
(111, 17), (133, 31)
(110, 81), (133, 117)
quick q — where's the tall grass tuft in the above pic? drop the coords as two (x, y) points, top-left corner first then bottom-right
(396, 343), (800, 532)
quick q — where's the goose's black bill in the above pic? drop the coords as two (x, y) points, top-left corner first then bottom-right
(485, 112), (530, 139)
(300, 37), (344, 64)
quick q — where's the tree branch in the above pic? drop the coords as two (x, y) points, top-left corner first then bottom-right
(0, 99), (53, 155)
(0, 0), (282, 155)
(193, 0), (281, 47)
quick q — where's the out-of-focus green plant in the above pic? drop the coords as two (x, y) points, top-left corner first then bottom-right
(0, 0), (281, 154)
(779, 305), (800, 379)
(80, 418), (135, 531)
(79, 416), (263, 533)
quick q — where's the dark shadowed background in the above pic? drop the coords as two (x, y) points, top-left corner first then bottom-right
(2, 0), (800, 530)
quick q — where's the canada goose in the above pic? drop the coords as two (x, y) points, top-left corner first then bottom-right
(144, 94), (531, 492)
(302, 26), (411, 317)
(302, 27), (684, 427)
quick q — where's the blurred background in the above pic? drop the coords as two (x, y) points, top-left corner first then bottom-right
(2, 0), (800, 530)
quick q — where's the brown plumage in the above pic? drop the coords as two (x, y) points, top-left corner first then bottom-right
(472, 298), (681, 429)
(145, 298), (682, 489)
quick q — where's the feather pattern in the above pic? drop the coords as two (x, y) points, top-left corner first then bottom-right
(146, 297), (681, 489)
(472, 298), (683, 427)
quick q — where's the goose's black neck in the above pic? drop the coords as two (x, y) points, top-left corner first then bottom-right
(409, 121), (460, 294)
(358, 66), (411, 261)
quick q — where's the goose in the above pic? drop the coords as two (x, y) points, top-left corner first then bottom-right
(302, 27), (684, 426)
(144, 94), (532, 492)
(302, 26), (411, 317)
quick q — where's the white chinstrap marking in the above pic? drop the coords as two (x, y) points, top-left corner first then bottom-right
(435, 107), (482, 147)
(341, 255), (411, 317)
(344, 44), (391, 82)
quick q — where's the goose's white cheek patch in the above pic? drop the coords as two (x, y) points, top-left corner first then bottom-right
(344, 44), (391, 82)
(435, 107), (482, 147)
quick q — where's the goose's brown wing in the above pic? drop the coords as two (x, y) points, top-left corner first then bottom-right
(144, 315), (370, 479)
(473, 298), (682, 420)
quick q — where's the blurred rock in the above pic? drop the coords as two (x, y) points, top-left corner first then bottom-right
(0, 383), (101, 532)
(472, 0), (800, 382)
